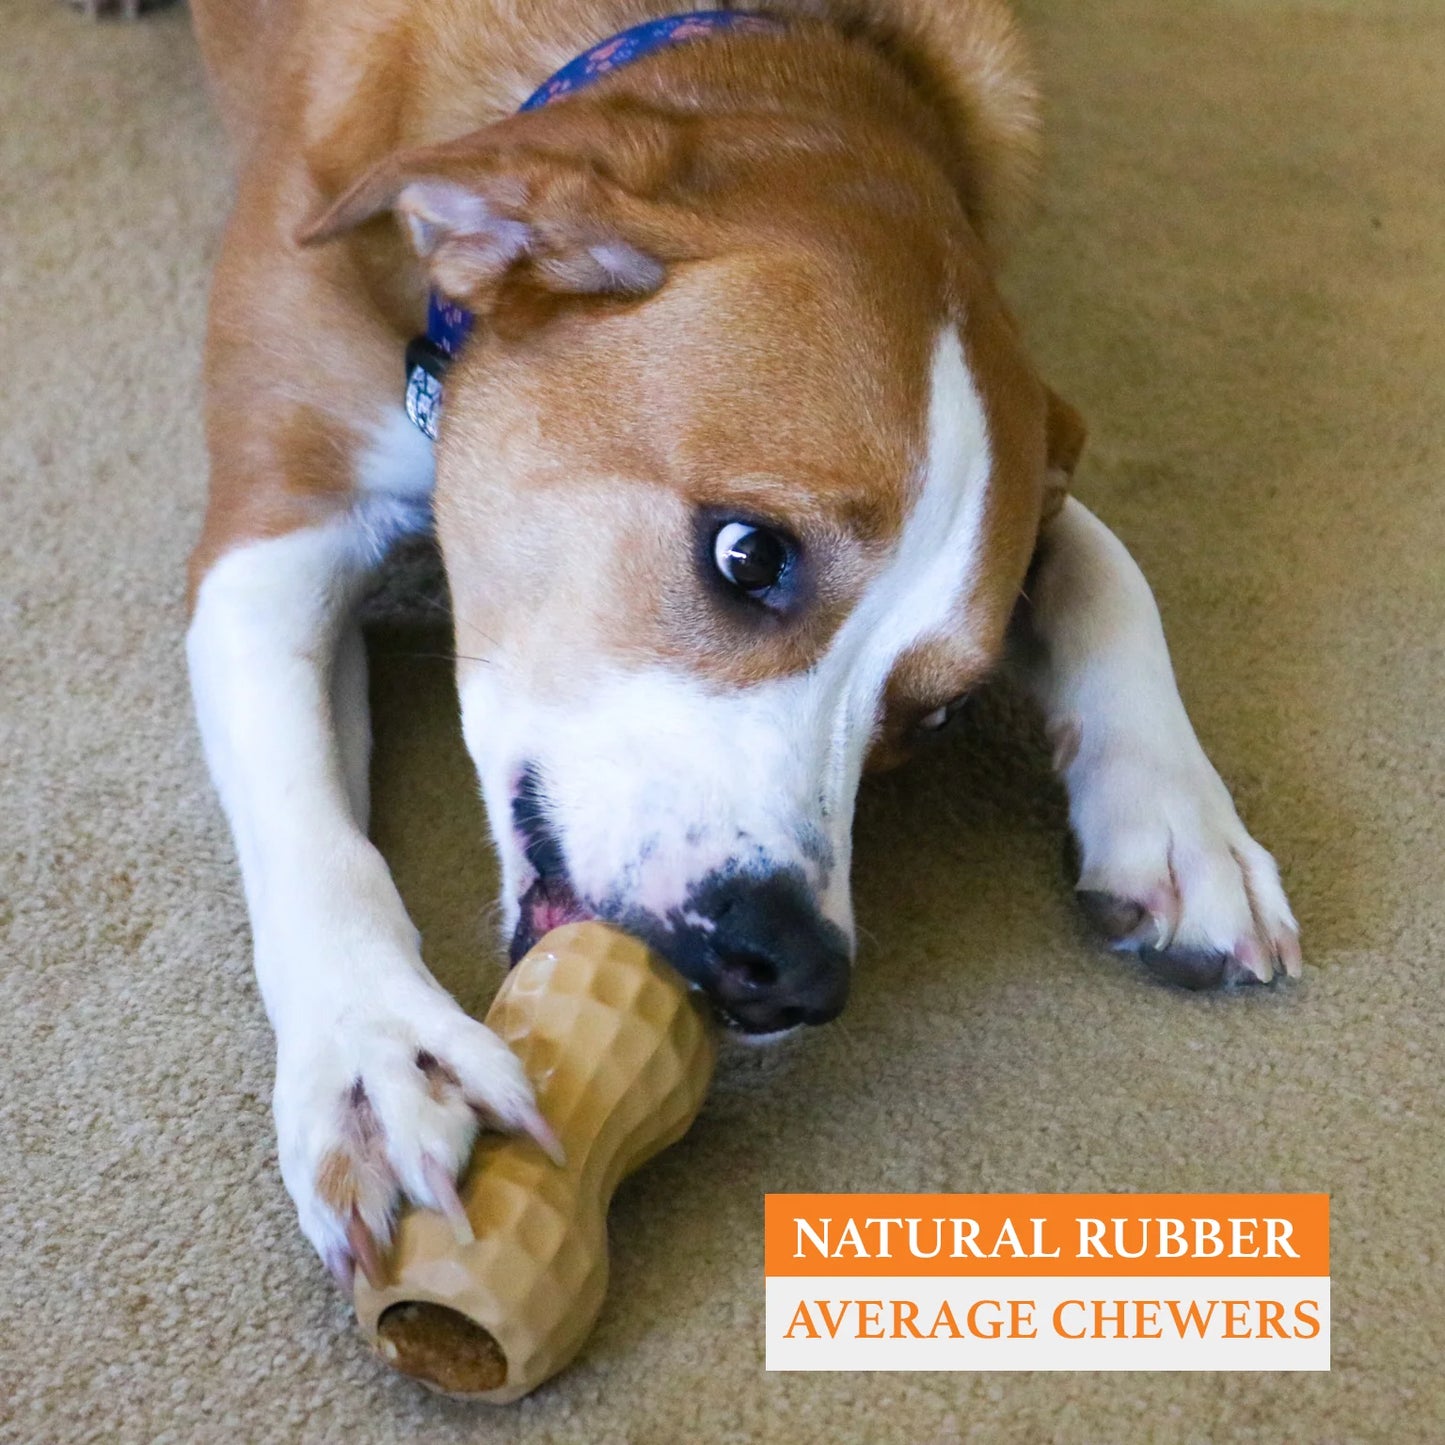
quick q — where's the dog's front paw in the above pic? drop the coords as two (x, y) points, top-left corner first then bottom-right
(1069, 748), (1301, 990)
(273, 983), (560, 1292)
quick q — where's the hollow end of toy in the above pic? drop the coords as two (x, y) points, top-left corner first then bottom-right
(376, 1301), (509, 1396)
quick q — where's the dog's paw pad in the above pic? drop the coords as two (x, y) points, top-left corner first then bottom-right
(1076, 889), (1149, 944)
(1135, 942), (1263, 992)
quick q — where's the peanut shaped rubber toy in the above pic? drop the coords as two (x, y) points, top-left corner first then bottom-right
(353, 922), (717, 1400)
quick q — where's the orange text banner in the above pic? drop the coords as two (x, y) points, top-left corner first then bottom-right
(765, 1194), (1329, 1278)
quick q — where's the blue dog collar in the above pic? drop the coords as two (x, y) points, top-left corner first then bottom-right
(404, 10), (781, 441)
(519, 10), (780, 111)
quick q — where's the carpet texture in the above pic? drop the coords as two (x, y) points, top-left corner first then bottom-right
(3, 0), (1442, 1439)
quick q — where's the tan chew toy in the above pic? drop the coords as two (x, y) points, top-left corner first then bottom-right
(352, 922), (718, 1401)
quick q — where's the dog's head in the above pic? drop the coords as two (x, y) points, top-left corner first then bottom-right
(304, 68), (1083, 1033)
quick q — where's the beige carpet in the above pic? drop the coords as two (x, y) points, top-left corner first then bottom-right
(3, 0), (1442, 1439)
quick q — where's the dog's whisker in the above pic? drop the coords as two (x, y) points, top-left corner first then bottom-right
(384, 591), (498, 644)
(450, 611), (502, 650)
(371, 648), (493, 667)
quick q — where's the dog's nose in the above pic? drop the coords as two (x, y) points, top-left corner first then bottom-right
(683, 872), (851, 1033)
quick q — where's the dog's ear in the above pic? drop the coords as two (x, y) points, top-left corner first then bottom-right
(1041, 384), (1086, 523)
(297, 104), (690, 310)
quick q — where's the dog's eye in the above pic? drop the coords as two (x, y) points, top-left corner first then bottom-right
(917, 695), (969, 733)
(713, 521), (789, 595)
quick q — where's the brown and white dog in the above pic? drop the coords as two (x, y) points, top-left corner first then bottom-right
(184, 0), (1300, 1292)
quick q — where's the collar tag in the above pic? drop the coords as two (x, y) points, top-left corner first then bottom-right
(404, 337), (448, 443)
(404, 295), (476, 441)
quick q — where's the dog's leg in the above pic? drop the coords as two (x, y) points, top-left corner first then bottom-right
(1015, 497), (1300, 988)
(187, 519), (550, 1289)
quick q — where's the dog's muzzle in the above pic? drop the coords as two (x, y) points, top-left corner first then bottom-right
(508, 769), (849, 1033)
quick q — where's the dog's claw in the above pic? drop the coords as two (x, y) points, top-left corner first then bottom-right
(1233, 936), (1274, 985)
(1143, 885), (1182, 951)
(346, 1209), (387, 1290)
(421, 1153), (475, 1245)
(1277, 929), (1303, 980)
(519, 1103), (566, 1167)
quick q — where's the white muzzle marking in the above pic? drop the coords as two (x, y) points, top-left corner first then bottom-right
(458, 327), (993, 941)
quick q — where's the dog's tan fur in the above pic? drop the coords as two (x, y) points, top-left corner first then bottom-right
(189, 0), (1075, 743)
